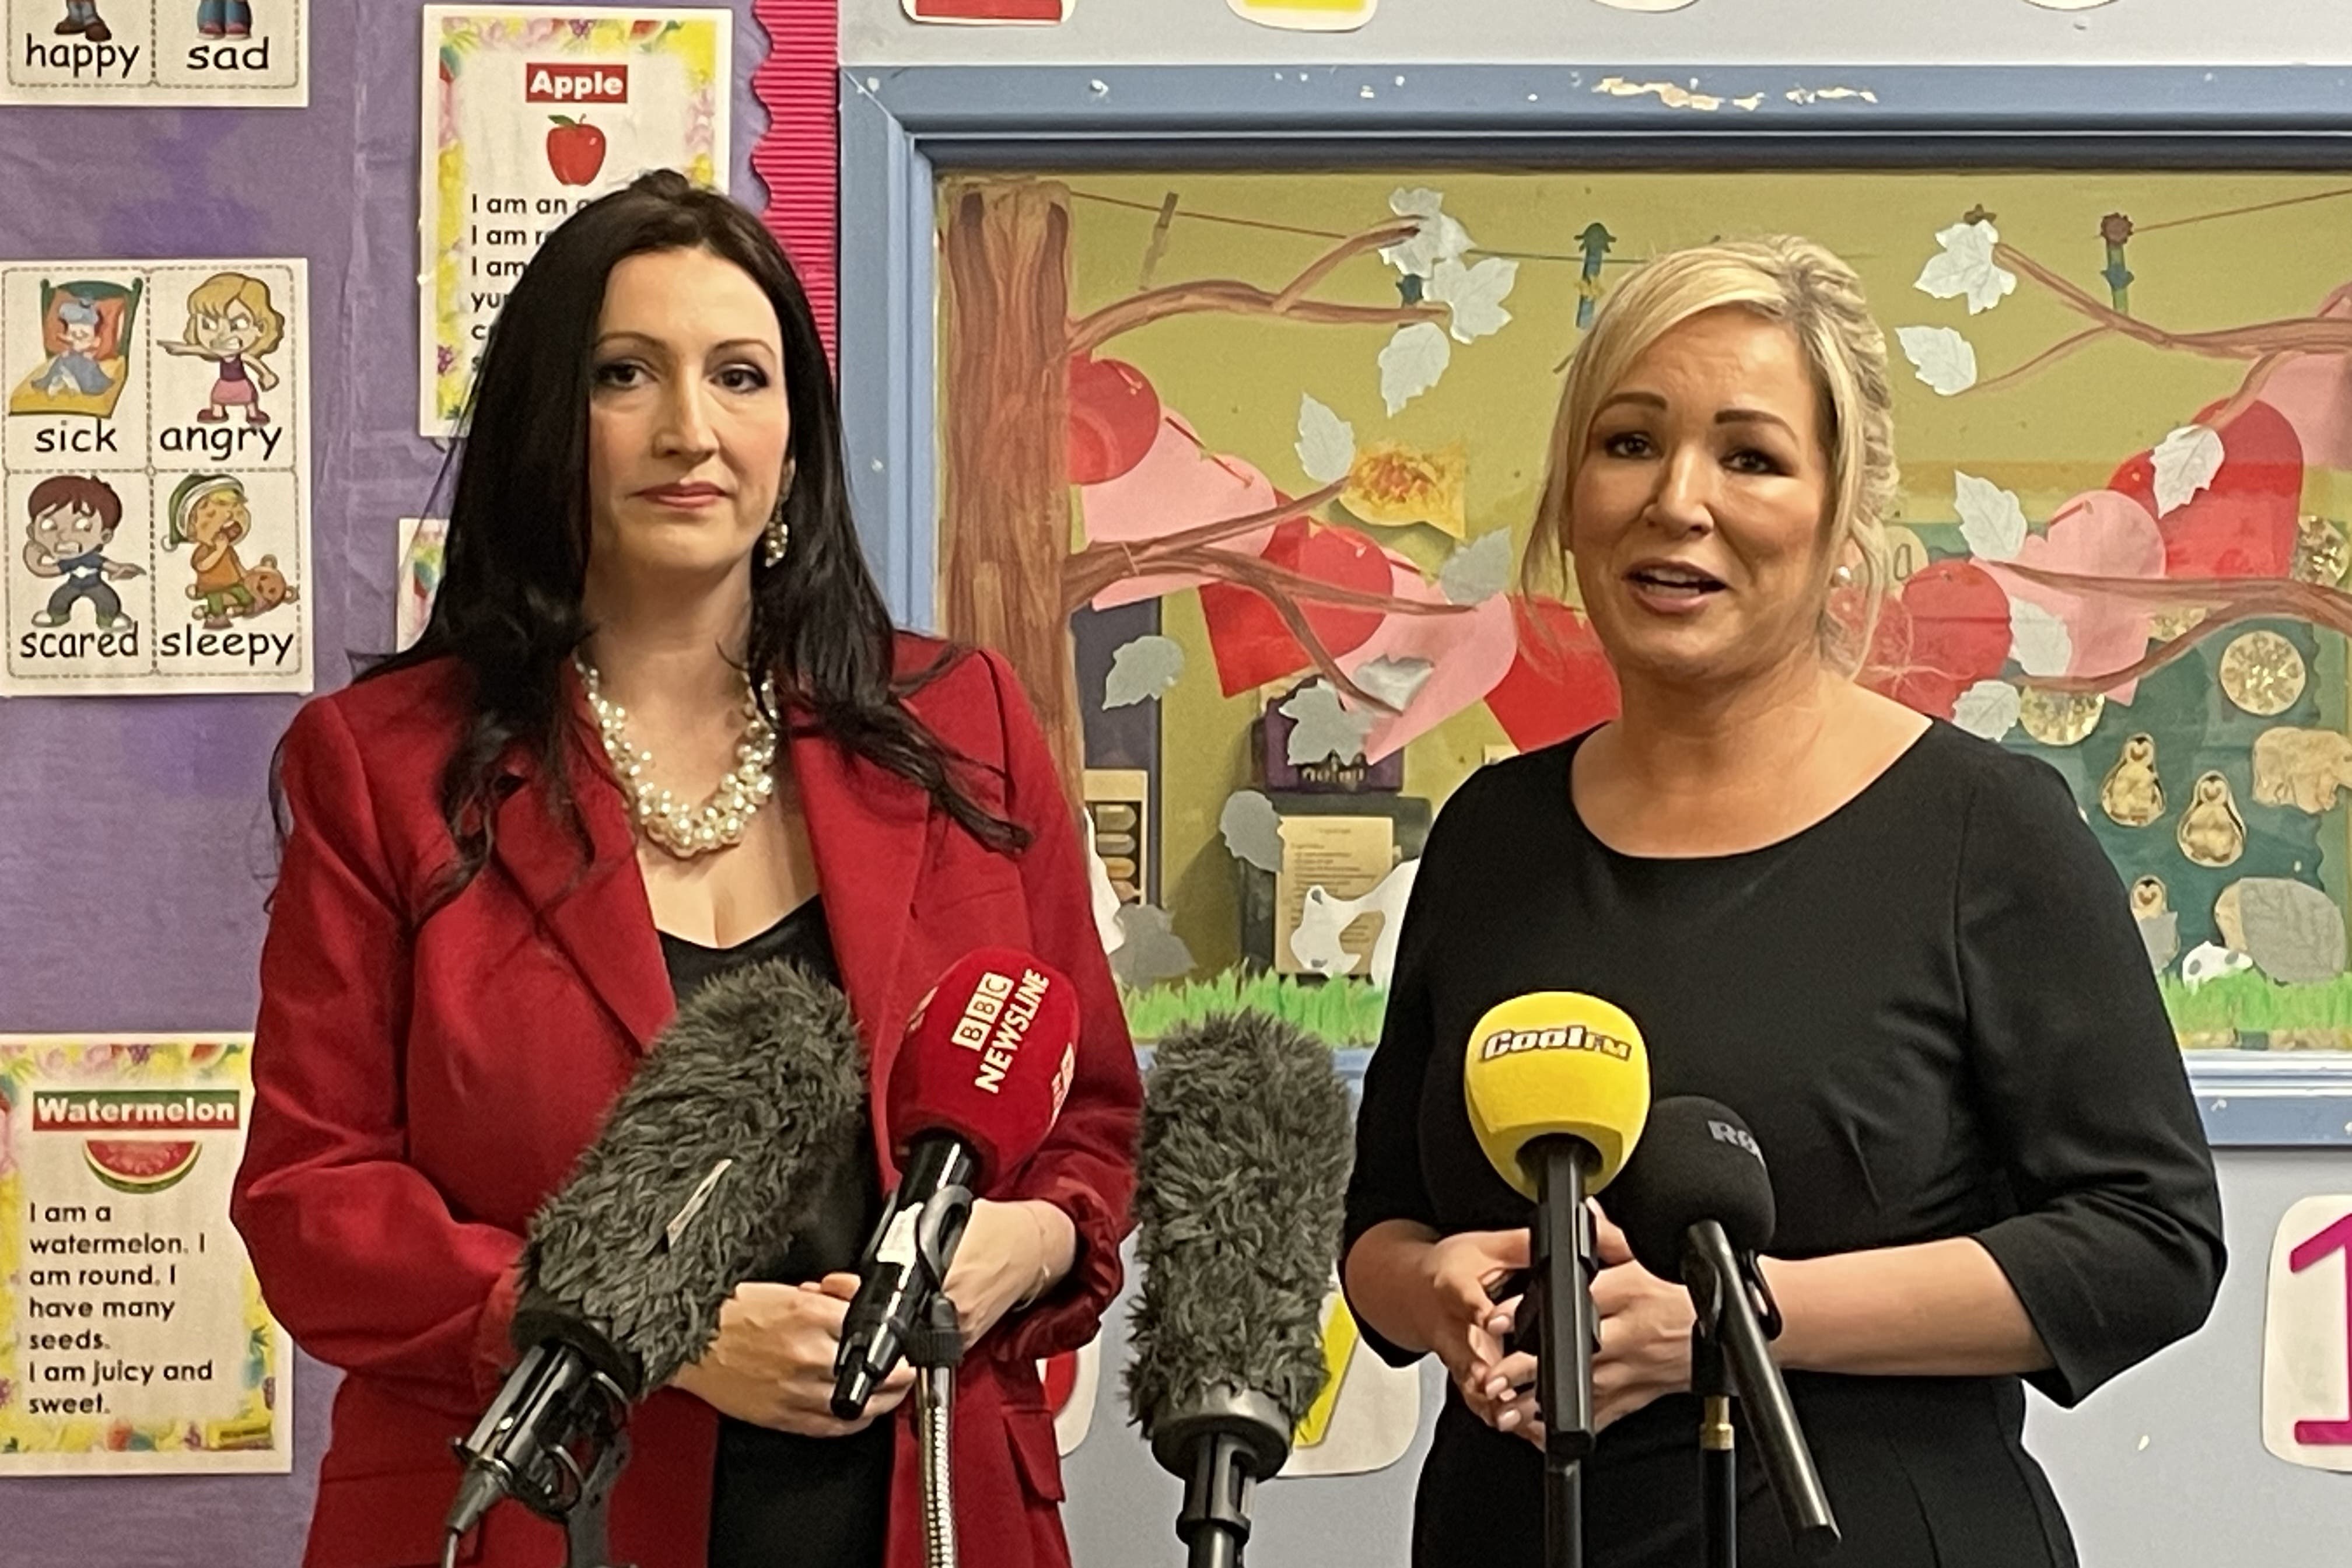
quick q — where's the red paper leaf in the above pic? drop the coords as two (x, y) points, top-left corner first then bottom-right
(1860, 559), (2012, 719)
(2108, 398), (2302, 580)
(1482, 596), (1621, 752)
(1198, 519), (1388, 697)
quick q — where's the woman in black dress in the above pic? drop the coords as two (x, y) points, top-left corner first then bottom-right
(1339, 235), (2224, 1567)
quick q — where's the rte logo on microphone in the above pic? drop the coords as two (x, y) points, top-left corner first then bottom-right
(1476, 1023), (1637, 1063)
(1707, 1119), (1765, 1161)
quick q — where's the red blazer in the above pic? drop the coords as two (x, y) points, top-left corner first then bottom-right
(231, 637), (1142, 1568)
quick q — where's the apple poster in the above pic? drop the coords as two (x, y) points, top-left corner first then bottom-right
(416, 7), (732, 436)
(0, 1036), (294, 1474)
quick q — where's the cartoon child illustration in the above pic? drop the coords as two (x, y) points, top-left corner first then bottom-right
(158, 272), (284, 427)
(166, 473), (257, 630)
(197, 0), (251, 38)
(54, 2), (111, 43)
(23, 475), (141, 632)
(29, 296), (114, 398)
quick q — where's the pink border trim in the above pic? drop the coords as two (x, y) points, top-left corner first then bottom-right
(750, 0), (841, 354)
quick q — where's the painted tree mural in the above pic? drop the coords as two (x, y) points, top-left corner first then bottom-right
(937, 176), (1616, 804)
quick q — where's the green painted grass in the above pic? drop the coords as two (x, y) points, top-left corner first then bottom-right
(1122, 970), (2352, 1051)
(1120, 970), (1390, 1047)
(2158, 970), (2352, 1045)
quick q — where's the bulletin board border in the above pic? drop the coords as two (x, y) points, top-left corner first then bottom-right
(836, 62), (2352, 1146)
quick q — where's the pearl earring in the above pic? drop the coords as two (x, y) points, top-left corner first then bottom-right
(1832, 564), (1856, 587)
(762, 467), (794, 568)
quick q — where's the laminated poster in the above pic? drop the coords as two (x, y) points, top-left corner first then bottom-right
(420, 6), (732, 435)
(0, 0), (306, 106)
(3, 258), (312, 696)
(0, 1035), (292, 1474)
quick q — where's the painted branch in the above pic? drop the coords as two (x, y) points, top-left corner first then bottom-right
(1060, 479), (1349, 612)
(1170, 544), (1476, 618)
(1997, 243), (2352, 362)
(1067, 216), (1443, 355)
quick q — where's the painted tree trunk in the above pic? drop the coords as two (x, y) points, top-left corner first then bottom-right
(939, 177), (1084, 803)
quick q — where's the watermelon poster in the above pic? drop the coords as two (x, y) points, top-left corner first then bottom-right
(0, 1036), (292, 1474)
(418, 8), (732, 435)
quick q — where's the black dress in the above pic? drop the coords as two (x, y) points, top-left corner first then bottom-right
(658, 898), (893, 1568)
(1341, 723), (2225, 1568)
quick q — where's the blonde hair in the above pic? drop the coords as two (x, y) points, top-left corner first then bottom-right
(184, 272), (285, 358)
(1522, 235), (1899, 671)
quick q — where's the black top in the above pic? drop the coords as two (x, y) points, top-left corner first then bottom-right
(659, 900), (892, 1568)
(1342, 723), (2225, 1568)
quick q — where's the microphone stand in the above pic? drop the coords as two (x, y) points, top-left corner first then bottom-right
(1522, 1135), (1601, 1568)
(1679, 1222), (1839, 1564)
(905, 1181), (976, 1568)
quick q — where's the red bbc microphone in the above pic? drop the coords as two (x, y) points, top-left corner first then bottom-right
(831, 947), (1080, 1418)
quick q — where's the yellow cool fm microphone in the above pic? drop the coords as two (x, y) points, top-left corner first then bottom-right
(1462, 992), (1652, 1568)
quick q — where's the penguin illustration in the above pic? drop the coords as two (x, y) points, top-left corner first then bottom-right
(2176, 771), (2247, 869)
(2101, 733), (2165, 828)
(2130, 876), (2178, 974)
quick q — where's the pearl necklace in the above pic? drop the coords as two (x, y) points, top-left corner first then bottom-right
(575, 654), (779, 860)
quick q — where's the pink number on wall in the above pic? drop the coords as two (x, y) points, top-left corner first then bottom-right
(2290, 1212), (2352, 1446)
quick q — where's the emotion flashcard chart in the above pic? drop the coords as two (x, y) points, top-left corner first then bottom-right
(1, 0), (305, 106)
(419, 7), (732, 436)
(2, 259), (311, 696)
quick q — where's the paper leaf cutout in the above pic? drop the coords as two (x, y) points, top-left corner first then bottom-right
(1441, 531), (1514, 605)
(1897, 326), (1979, 396)
(1380, 321), (1452, 415)
(1219, 790), (1283, 872)
(2151, 424), (2226, 516)
(2008, 597), (2074, 678)
(1280, 681), (1378, 766)
(1952, 680), (2022, 741)
(1953, 471), (2027, 561)
(1380, 188), (1474, 278)
(1110, 904), (1197, 989)
(1354, 655), (1436, 710)
(1102, 634), (1185, 708)
(1429, 256), (1518, 343)
(1915, 219), (2017, 316)
(1296, 394), (1357, 485)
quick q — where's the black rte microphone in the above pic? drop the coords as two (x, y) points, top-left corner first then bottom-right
(444, 958), (868, 1560)
(1125, 1009), (1353, 1568)
(1606, 1096), (1839, 1563)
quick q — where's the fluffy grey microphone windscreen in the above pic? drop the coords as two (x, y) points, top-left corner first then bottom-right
(517, 957), (868, 1394)
(1124, 1008), (1354, 1434)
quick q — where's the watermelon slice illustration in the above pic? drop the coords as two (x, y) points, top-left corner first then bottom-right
(84, 1139), (200, 1195)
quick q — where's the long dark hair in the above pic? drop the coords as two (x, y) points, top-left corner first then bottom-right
(345, 172), (1022, 902)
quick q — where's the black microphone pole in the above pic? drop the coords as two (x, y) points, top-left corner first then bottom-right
(1523, 1134), (1600, 1568)
(1679, 1221), (1839, 1563)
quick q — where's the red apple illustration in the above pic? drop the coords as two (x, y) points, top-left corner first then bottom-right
(546, 116), (608, 187)
(1066, 355), (1161, 485)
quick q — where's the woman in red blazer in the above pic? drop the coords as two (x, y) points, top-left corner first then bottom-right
(230, 172), (1141, 1568)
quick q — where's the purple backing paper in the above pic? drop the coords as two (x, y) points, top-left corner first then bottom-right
(0, 5), (771, 1563)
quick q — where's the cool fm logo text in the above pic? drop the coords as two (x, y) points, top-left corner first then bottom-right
(1478, 1024), (1635, 1062)
(951, 968), (1052, 1095)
